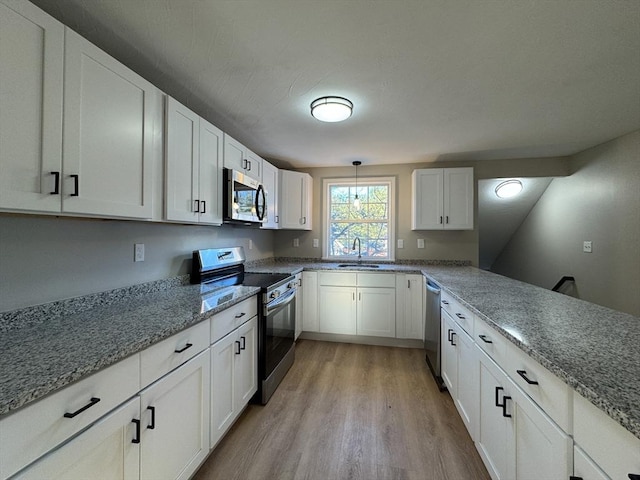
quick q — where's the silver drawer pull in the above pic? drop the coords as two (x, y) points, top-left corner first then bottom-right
(517, 369), (539, 385)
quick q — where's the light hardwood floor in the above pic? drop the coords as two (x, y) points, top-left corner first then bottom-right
(193, 340), (490, 480)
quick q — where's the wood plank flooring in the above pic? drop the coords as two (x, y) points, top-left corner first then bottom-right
(193, 340), (490, 480)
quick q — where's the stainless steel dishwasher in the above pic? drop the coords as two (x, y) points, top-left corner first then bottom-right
(425, 280), (446, 391)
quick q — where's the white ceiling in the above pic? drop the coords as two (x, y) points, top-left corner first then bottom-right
(33, 0), (640, 168)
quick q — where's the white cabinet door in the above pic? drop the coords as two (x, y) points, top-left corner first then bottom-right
(411, 167), (473, 230)
(279, 170), (312, 230)
(139, 350), (210, 480)
(396, 274), (424, 339)
(234, 317), (258, 410)
(301, 271), (319, 332)
(476, 348), (516, 480)
(455, 326), (478, 440)
(573, 445), (610, 480)
(165, 97), (199, 223)
(222, 134), (261, 181)
(63, 28), (158, 219)
(294, 273), (303, 340)
(261, 160), (279, 229)
(357, 287), (396, 337)
(443, 167), (474, 230)
(441, 311), (458, 395)
(14, 397), (140, 480)
(0, 0), (64, 213)
(411, 169), (443, 230)
(210, 330), (236, 449)
(512, 384), (573, 480)
(319, 286), (356, 334)
(198, 118), (223, 225)
(165, 97), (223, 225)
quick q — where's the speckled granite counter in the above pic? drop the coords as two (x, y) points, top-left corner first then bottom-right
(247, 258), (640, 439)
(0, 277), (260, 416)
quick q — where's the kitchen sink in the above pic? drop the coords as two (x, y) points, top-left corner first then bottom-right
(337, 264), (380, 268)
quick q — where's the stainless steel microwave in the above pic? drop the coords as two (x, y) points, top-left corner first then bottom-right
(223, 168), (266, 224)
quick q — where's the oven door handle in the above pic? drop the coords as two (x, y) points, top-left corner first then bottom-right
(266, 287), (296, 315)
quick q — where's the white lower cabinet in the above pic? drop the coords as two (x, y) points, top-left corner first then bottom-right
(139, 349), (210, 480)
(476, 347), (572, 480)
(441, 310), (477, 438)
(573, 445), (609, 480)
(319, 285), (357, 335)
(294, 272), (303, 340)
(301, 271), (318, 332)
(395, 274), (424, 339)
(357, 287), (396, 337)
(14, 397), (141, 480)
(210, 316), (258, 449)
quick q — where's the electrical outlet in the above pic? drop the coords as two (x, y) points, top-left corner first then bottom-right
(134, 243), (145, 262)
(248, 239), (253, 250)
(417, 238), (425, 249)
(293, 238), (300, 247)
(397, 239), (404, 249)
(583, 241), (592, 253)
(313, 238), (319, 248)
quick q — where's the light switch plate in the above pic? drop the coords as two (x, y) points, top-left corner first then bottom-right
(417, 238), (425, 249)
(293, 238), (300, 247)
(583, 241), (592, 253)
(397, 239), (404, 249)
(313, 239), (319, 248)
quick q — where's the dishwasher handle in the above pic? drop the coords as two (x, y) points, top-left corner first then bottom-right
(426, 281), (441, 295)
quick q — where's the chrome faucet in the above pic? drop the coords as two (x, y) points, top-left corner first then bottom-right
(352, 237), (362, 261)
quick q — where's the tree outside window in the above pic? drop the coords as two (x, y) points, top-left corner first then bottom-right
(324, 177), (395, 261)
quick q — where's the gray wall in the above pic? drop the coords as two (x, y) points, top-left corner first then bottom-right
(0, 215), (274, 312)
(492, 130), (640, 316)
(273, 157), (569, 264)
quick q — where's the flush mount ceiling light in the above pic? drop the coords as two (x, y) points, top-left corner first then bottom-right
(310, 96), (353, 122)
(495, 179), (523, 198)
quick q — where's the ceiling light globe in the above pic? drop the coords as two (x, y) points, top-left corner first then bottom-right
(311, 97), (353, 122)
(495, 179), (523, 198)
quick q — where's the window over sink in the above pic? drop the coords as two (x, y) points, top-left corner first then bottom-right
(323, 176), (396, 261)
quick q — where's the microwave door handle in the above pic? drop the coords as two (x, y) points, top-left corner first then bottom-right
(255, 184), (266, 221)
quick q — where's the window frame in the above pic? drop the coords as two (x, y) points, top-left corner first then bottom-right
(322, 176), (396, 261)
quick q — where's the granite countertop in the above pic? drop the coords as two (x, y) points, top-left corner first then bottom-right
(2, 259), (639, 441)
(247, 258), (640, 439)
(0, 278), (260, 416)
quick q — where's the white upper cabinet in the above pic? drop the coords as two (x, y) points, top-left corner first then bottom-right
(223, 134), (262, 181)
(261, 160), (279, 229)
(63, 28), (160, 219)
(278, 169), (312, 230)
(165, 97), (223, 225)
(0, 0), (64, 213)
(411, 167), (474, 230)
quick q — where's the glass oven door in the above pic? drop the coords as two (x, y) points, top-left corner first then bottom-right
(264, 287), (295, 378)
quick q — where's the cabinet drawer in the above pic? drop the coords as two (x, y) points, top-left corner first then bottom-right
(140, 320), (210, 388)
(357, 272), (395, 288)
(441, 291), (474, 336)
(318, 271), (356, 286)
(0, 354), (140, 480)
(574, 392), (640, 480)
(504, 341), (571, 432)
(211, 296), (258, 344)
(474, 317), (508, 368)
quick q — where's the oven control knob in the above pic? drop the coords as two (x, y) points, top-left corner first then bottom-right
(270, 291), (280, 299)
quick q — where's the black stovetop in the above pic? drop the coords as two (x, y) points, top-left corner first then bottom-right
(242, 272), (292, 290)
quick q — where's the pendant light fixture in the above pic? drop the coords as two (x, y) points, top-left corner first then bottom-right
(310, 96), (353, 122)
(352, 160), (361, 210)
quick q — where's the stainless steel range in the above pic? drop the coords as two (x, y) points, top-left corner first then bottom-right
(191, 247), (296, 404)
